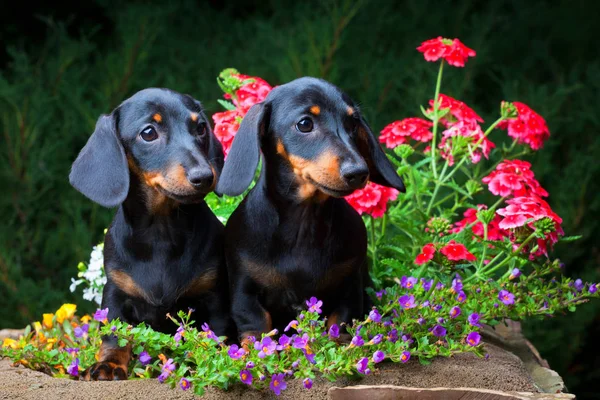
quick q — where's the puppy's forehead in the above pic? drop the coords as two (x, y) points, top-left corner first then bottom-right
(121, 88), (202, 119)
(269, 77), (354, 113)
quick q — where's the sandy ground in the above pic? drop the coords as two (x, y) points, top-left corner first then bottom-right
(0, 343), (538, 400)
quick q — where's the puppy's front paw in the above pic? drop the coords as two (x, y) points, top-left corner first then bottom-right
(80, 361), (128, 381)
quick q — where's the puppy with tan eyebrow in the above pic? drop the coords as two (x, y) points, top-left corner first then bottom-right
(216, 77), (405, 344)
(70, 88), (234, 380)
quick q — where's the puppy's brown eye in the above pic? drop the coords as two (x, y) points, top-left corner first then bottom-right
(197, 122), (207, 137)
(296, 118), (313, 133)
(140, 126), (158, 142)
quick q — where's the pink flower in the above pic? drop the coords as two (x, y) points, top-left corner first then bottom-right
(345, 182), (399, 218)
(212, 110), (240, 157)
(499, 102), (550, 150)
(417, 37), (476, 67)
(429, 94), (484, 126)
(438, 120), (495, 166)
(415, 243), (436, 265)
(452, 205), (508, 241)
(440, 240), (476, 262)
(379, 118), (433, 148)
(233, 77), (272, 114)
(482, 160), (548, 198)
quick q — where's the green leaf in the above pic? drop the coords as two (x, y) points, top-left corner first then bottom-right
(561, 235), (583, 242)
(217, 99), (237, 111)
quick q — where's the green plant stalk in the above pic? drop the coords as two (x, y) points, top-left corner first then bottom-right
(426, 159), (449, 214)
(370, 215), (378, 270)
(381, 212), (388, 238)
(476, 223), (489, 273)
(430, 60), (445, 179)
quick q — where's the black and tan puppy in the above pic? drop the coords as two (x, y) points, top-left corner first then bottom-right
(216, 77), (405, 344)
(70, 88), (233, 380)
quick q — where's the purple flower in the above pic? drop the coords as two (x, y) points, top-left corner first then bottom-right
(270, 373), (287, 396)
(451, 277), (463, 293)
(291, 360), (299, 369)
(398, 295), (416, 309)
(246, 361), (255, 369)
(574, 279), (584, 292)
(368, 308), (382, 323)
(369, 334), (383, 345)
(240, 369), (253, 385)
(432, 325), (447, 337)
(421, 300), (430, 308)
(376, 289), (387, 299)
(468, 313), (481, 327)
(201, 323), (219, 342)
(437, 317), (445, 324)
(110, 325), (117, 332)
(401, 334), (414, 344)
(174, 325), (184, 343)
(387, 329), (399, 343)
(93, 308), (108, 323)
(67, 358), (79, 377)
(350, 335), (364, 347)
(255, 336), (277, 358)
(303, 378), (313, 389)
(162, 358), (176, 373)
(292, 333), (309, 350)
(228, 344), (246, 359)
(435, 281), (445, 290)
(417, 317), (426, 325)
(302, 348), (316, 364)
(157, 371), (169, 383)
(372, 350), (385, 363)
(421, 278), (433, 291)
(383, 320), (392, 327)
(74, 323), (89, 339)
(356, 357), (370, 374)
(400, 351), (411, 363)
(509, 268), (521, 280)
(65, 347), (78, 356)
(139, 351), (151, 366)
(590, 284), (597, 294)
(328, 324), (340, 339)
(498, 290), (515, 305)
(449, 306), (461, 319)
(494, 302), (499, 308)
(401, 276), (417, 289)
(306, 297), (323, 314)
(456, 291), (467, 303)
(433, 304), (442, 311)
(284, 320), (299, 332)
(466, 331), (481, 346)
(179, 378), (191, 391)
(277, 334), (292, 351)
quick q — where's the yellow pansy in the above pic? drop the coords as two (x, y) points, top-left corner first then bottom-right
(45, 338), (57, 351)
(2, 338), (18, 349)
(33, 321), (42, 332)
(55, 303), (77, 324)
(80, 314), (92, 324)
(42, 313), (54, 329)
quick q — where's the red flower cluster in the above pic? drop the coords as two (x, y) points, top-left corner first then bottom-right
(415, 243), (436, 265)
(438, 120), (495, 166)
(379, 118), (433, 149)
(345, 182), (399, 218)
(497, 196), (564, 257)
(499, 102), (550, 150)
(212, 73), (273, 156)
(482, 160), (548, 198)
(452, 205), (507, 241)
(429, 94), (484, 127)
(414, 241), (476, 265)
(417, 37), (476, 67)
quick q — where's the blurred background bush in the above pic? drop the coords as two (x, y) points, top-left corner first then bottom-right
(1, 0), (598, 396)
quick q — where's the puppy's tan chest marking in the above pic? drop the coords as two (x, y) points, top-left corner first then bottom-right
(109, 270), (151, 302)
(184, 268), (218, 295)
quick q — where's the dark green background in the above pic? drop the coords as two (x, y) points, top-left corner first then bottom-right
(1, 0), (598, 397)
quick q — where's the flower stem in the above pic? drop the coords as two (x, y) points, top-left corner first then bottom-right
(370, 216), (378, 270)
(430, 61), (445, 179)
(426, 159), (449, 215)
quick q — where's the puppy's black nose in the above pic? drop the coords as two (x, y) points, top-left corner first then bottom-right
(187, 168), (214, 189)
(341, 165), (369, 189)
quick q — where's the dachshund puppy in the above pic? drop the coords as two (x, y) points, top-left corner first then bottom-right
(216, 77), (405, 343)
(70, 88), (233, 380)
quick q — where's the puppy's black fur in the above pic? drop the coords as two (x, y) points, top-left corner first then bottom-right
(216, 77), (405, 343)
(70, 88), (233, 380)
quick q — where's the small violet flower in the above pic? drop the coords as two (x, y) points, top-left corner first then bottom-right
(421, 278), (433, 291)
(246, 361), (255, 369)
(468, 312), (481, 327)
(240, 369), (253, 385)
(367, 308), (382, 323)
(306, 297), (323, 314)
(509, 268), (521, 280)
(373, 350), (385, 363)
(303, 378), (313, 389)
(417, 317), (426, 325)
(292, 333), (310, 350)
(65, 347), (78, 356)
(456, 291), (467, 303)
(179, 378), (191, 391)
(387, 329), (399, 343)
(356, 357), (370, 374)
(67, 357), (79, 377)
(498, 290), (515, 305)
(450, 306), (461, 319)
(139, 351), (151, 366)
(284, 320), (299, 332)
(328, 323), (340, 339)
(270, 373), (287, 396)
(400, 351), (411, 363)
(432, 325), (447, 337)
(401, 275), (417, 289)
(255, 337), (277, 358)
(174, 325), (185, 343)
(369, 334), (383, 345)
(228, 344), (246, 359)
(590, 284), (598, 294)
(574, 279), (584, 292)
(398, 294), (417, 309)
(351, 335), (365, 347)
(74, 323), (89, 339)
(93, 308), (109, 323)
(467, 331), (481, 346)
(451, 277), (463, 293)
(375, 289), (387, 299)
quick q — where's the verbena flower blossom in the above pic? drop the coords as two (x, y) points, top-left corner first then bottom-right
(499, 290), (515, 305)
(417, 37), (476, 67)
(466, 332), (481, 346)
(401, 276), (418, 289)
(450, 306), (461, 319)
(441, 240), (476, 262)
(373, 350), (385, 363)
(306, 297), (323, 314)
(379, 118), (433, 148)
(139, 351), (151, 366)
(240, 369), (253, 385)
(429, 94), (484, 126)
(499, 102), (550, 150)
(482, 160), (548, 198)
(228, 344), (246, 359)
(212, 110), (240, 157)
(270, 373), (287, 396)
(398, 295), (417, 309)
(356, 357), (370, 374)
(93, 308), (108, 323)
(415, 243), (436, 265)
(432, 325), (447, 337)
(438, 120), (495, 166)
(179, 378), (191, 391)
(452, 205), (507, 241)
(345, 182), (399, 218)
(303, 378), (313, 389)
(328, 324), (340, 339)
(367, 309), (382, 323)
(67, 357), (79, 377)
(468, 313), (481, 327)
(400, 351), (411, 363)
(255, 337), (277, 358)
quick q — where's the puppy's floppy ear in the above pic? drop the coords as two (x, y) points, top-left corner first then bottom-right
(201, 109), (225, 177)
(216, 102), (270, 196)
(356, 115), (406, 192)
(69, 113), (130, 207)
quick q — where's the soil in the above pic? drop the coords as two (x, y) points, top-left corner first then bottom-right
(0, 343), (538, 400)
